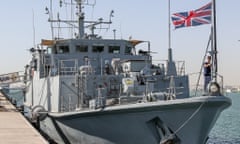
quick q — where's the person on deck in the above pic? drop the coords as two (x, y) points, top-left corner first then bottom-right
(204, 55), (212, 92)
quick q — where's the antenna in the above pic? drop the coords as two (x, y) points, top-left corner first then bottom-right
(45, 0), (113, 39)
(113, 29), (116, 39)
(45, 0), (54, 39)
(32, 9), (36, 48)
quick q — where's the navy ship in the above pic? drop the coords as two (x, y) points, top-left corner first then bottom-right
(22, 0), (231, 144)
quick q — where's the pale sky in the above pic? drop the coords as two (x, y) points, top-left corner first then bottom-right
(0, 0), (240, 86)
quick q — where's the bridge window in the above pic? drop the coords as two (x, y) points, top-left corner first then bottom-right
(47, 47), (52, 54)
(59, 45), (69, 53)
(92, 45), (104, 53)
(125, 46), (133, 54)
(76, 45), (88, 52)
(108, 45), (120, 54)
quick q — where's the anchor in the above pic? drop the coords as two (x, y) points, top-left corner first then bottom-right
(147, 117), (181, 144)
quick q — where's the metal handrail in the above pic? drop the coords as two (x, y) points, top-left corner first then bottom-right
(152, 59), (186, 76)
(188, 72), (224, 97)
(58, 59), (78, 76)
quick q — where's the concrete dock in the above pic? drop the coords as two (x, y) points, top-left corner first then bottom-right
(0, 92), (48, 144)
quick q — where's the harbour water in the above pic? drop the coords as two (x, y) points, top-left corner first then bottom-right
(4, 89), (240, 143)
(2, 89), (24, 107)
(207, 93), (240, 144)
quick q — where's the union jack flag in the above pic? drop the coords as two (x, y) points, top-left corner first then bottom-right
(171, 2), (212, 29)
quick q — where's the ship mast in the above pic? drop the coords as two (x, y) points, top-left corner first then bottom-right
(76, 0), (85, 39)
(47, 0), (113, 39)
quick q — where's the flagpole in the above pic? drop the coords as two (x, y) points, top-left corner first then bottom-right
(209, 0), (222, 95)
(166, 0), (177, 76)
(212, 0), (217, 82)
(168, 0), (172, 62)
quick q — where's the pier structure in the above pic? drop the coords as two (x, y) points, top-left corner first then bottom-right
(0, 92), (47, 144)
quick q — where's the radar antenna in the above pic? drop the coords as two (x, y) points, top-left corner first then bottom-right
(45, 0), (113, 39)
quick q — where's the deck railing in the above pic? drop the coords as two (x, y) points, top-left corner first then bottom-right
(152, 60), (186, 76)
(188, 72), (224, 97)
(58, 59), (78, 76)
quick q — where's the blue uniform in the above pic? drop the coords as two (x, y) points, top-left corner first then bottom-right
(204, 62), (211, 92)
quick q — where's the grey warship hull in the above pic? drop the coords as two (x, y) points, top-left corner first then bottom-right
(39, 96), (231, 144)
